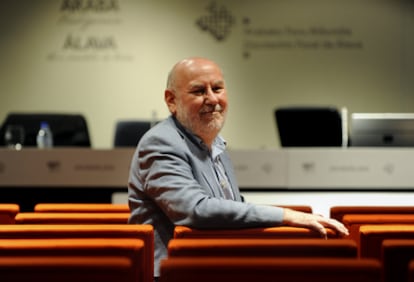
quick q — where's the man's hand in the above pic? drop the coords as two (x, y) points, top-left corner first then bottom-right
(282, 208), (349, 239)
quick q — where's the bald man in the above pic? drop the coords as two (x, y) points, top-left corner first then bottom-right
(127, 57), (348, 280)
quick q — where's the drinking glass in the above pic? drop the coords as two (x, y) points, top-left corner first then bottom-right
(4, 125), (25, 150)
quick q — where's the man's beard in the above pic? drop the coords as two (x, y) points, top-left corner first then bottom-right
(177, 104), (226, 139)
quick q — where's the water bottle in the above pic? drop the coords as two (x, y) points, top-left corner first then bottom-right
(36, 121), (53, 148)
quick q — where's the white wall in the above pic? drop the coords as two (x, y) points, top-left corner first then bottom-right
(1, 0), (413, 149)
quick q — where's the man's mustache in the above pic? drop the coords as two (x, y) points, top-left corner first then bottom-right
(200, 104), (224, 114)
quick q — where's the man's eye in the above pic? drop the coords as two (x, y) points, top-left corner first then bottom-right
(191, 89), (205, 95)
(213, 87), (223, 93)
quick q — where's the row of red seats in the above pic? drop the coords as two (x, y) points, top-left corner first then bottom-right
(3, 203), (414, 223)
(2, 203), (414, 282)
(0, 203), (315, 224)
(164, 205), (414, 282)
(0, 238), (145, 282)
(0, 203), (151, 282)
(0, 203), (131, 224)
(167, 225), (414, 282)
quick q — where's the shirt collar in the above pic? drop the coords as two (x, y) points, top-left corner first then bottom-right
(189, 130), (227, 159)
(211, 136), (226, 160)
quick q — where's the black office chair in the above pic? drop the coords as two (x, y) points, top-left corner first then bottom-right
(0, 113), (91, 147)
(275, 106), (343, 147)
(113, 120), (152, 147)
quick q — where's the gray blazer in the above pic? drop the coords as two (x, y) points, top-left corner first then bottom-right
(128, 116), (283, 276)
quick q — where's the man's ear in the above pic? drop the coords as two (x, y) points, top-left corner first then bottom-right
(164, 89), (176, 115)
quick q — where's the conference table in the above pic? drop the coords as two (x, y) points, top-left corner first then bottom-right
(1, 147), (414, 213)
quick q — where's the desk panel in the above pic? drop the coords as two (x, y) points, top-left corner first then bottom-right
(1, 148), (414, 211)
(1, 148), (414, 189)
(229, 148), (414, 189)
(286, 148), (414, 189)
(0, 148), (133, 187)
(0, 148), (134, 210)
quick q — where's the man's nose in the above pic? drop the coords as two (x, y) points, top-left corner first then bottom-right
(205, 88), (219, 104)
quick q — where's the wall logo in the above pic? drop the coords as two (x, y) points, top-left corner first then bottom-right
(63, 34), (117, 51)
(196, 1), (235, 41)
(60, 0), (120, 12)
(47, 0), (132, 62)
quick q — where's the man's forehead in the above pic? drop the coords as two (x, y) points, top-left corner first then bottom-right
(188, 79), (225, 87)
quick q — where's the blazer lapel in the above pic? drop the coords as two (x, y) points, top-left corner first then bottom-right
(220, 152), (242, 202)
(201, 168), (222, 198)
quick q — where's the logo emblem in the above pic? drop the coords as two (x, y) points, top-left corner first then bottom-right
(47, 160), (61, 172)
(196, 1), (235, 41)
(302, 162), (316, 172)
